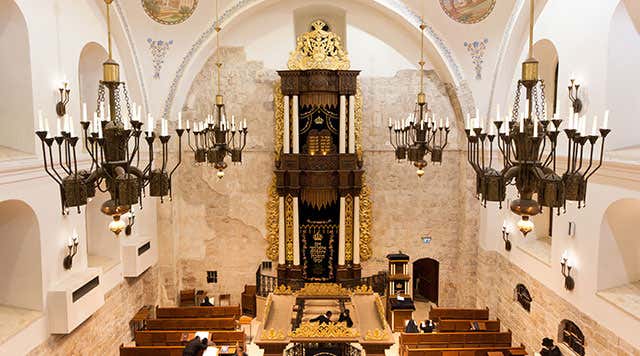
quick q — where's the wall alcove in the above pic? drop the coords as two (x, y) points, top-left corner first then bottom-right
(412, 258), (439, 305)
(0, 199), (43, 343)
(0, 0), (35, 160)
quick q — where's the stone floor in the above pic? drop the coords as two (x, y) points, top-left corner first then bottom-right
(597, 281), (640, 320)
(0, 305), (42, 345)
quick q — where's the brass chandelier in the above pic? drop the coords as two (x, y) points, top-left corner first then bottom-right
(465, 0), (611, 236)
(35, 0), (183, 236)
(388, 19), (450, 177)
(185, 0), (248, 179)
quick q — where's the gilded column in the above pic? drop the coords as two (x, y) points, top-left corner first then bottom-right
(338, 197), (346, 266)
(353, 196), (360, 265)
(348, 95), (355, 154)
(339, 95), (346, 154)
(278, 196), (285, 265)
(283, 96), (290, 154)
(293, 197), (300, 266)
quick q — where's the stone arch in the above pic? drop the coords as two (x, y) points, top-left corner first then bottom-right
(558, 319), (585, 356)
(0, 0), (35, 157)
(532, 39), (559, 114)
(78, 42), (109, 124)
(412, 258), (439, 305)
(514, 283), (532, 312)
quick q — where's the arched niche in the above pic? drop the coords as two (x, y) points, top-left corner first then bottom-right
(78, 42), (109, 126)
(597, 199), (640, 318)
(558, 319), (585, 356)
(0, 0), (34, 159)
(606, 1), (640, 151)
(412, 258), (439, 305)
(0, 199), (43, 340)
(85, 190), (121, 271)
(514, 283), (532, 312)
(532, 39), (559, 115)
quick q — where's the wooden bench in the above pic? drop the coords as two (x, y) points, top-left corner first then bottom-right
(401, 345), (527, 356)
(119, 344), (188, 356)
(437, 319), (501, 332)
(179, 289), (207, 307)
(135, 330), (245, 348)
(400, 331), (512, 350)
(429, 308), (490, 322)
(145, 317), (236, 330)
(156, 305), (242, 319)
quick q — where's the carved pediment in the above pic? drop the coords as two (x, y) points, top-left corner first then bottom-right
(288, 20), (350, 70)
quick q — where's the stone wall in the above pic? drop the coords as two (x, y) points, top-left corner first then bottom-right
(476, 249), (640, 356)
(158, 46), (480, 308)
(29, 268), (159, 356)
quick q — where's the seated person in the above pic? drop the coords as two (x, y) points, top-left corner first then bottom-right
(419, 319), (435, 333)
(338, 309), (354, 328)
(310, 310), (333, 324)
(540, 337), (562, 356)
(200, 296), (214, 306)
(404, 319), (419, 333)
(236, 344), (248, 356)
(470, 321), (480, 331)
(183, 336), (208, 356)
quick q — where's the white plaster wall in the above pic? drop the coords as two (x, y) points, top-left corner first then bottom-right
(479, 180), (640, 348)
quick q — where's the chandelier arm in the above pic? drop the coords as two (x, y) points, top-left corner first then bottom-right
(161, 141), (168, 172)
(441, 130), (450, 150)
(537, 134), (547, 162)
(563, 134), (573, 175)
(488, 140), (494, 168)
(186, 130), (196, 152)
(541, 140), (555, 168)
(127, 133), (141, 167)
(39, 139), (63, 184)
(581, 140), (597, 177)
(241, 131), (248, 150)
(81, 127), (99, 170)
(575, 141), (586, 173)
(56, 141), (72, 175)
(480, 138), (486, 170)
(387, 128), (397, 149)
(571, 140), (580, 173)
(142, 136), (154, 177)
(585, 136), (607, 181)
(169, 134), (183, 179)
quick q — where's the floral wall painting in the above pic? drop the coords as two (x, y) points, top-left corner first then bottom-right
(439, 0), (496, 24)
(464, 38), (489, 80)
(148, 38), (174, 79)
(142, 0), (198, 25)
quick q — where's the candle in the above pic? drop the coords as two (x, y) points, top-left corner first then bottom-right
(231, 115), (236, 127)
(504, 116), (510, 136)
(67, 235), (73, 247)
(161, 118), (166, 136)
(388, 117), (392, 127)
(178, 112), (182, 129)
(519, 112), (524, 133)
(533, 117), (538, 137)
(147, 114), (153, 135)
(69, 118), (75, 137)
(38, 109), (44, 131)
(475, 108), (480, 123)
(243, 118), (247, 129)
(64, 114), (70, 133)
(99, 102), (105, 122)
(592, 116), (598, 135)
(98, 121), (103, 139)
(439, 118), (443, 128)
(56, 117), (61, 136)
(603, 110), (609, 129)
(44, 117), (50, 137)
(186, 120), (190, 130)
(82, 103), (88, 122)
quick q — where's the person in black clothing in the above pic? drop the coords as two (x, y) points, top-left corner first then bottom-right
(183, 336), (208, 356)
(310, 310), (333, 324)
(540, 337), (563, 356)
(337, 309), (354, 327)
(404, 319), (419, 333)
(419, 319), (435, 333)
(200, 296), (214, 306)
(236, 344), (248, 356)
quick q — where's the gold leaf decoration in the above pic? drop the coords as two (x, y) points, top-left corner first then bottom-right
(374, 295), (389, 329)
(273, 284), (293, 295)
(289, 322), (359, 338)
(359, 175), (373, 261)
(288, 20), (350, 70)
(266, 175), (280, 261)
(261, 328), (286, 340)
(365, 329), (388, 341)
(297, 283), (350, 297)
(345, 194), (354, 263)
(285, 194), (294, 263)
(353, 285), (374, 295)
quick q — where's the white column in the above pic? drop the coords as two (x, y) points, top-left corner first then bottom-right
(353, 196), (360, 265)
(338, 197), (346, 265)
(293, 197), (300, 266)
(278, 197), (285, 265)
(283, 96), (290, 154)
(292, 95), (299, 154)
(339, 95), (346, 154)
(348, 95), (355, 154)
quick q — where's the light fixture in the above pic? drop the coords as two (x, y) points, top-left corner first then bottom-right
(63, 229), (79, 270)
(123, 208), (135, 236)
(560, 251), (575, 291)
(501, 220), (512, 251)
(464, 0), (610, 231)
(56, 79), (71, 117)
(185, 0), (248, 179)
(109, 215), (127, 237)
(387, 18), (449, 177)
(35, 0), (184, 237)
(568, 79), (583, 114)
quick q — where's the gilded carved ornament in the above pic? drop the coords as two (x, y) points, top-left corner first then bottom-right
(289, 321), (359, 338)
(353, 285), (374, 295)
(288, 20), (351, 71)
(297, 283), (350, 297)
(261, 328), (286, 340)
(273, 284), (293, 295)
(365, 329), (388, 341)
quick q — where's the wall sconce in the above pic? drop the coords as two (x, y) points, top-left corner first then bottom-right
(568, 221), (576, 237)
(56, 79), (71, 117)
(568, 79), (583, 114)
(124, 208), (136, 236)
(63, 229), (79, 270)
(560, 251), (575, 291)
(501, 220), (512, 251)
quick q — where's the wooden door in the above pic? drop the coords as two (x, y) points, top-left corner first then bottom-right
(412, 258), (439, 304)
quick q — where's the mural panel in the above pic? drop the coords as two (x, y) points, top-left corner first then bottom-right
(142, 0), (198, 25)
(439, 0), (496, 24)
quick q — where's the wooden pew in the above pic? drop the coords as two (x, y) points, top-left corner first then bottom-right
(401, 344), (527, 356)
(145, 317), (236, 330)
(156, 305), (242, 320)
(179, 289), (207, 307)
(429, 307), (490, 322)
(135, 330), (245, 349)
(119, 344), (187, 356)
(437, 319), (501, 332)
(400, 331), (512, 350)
